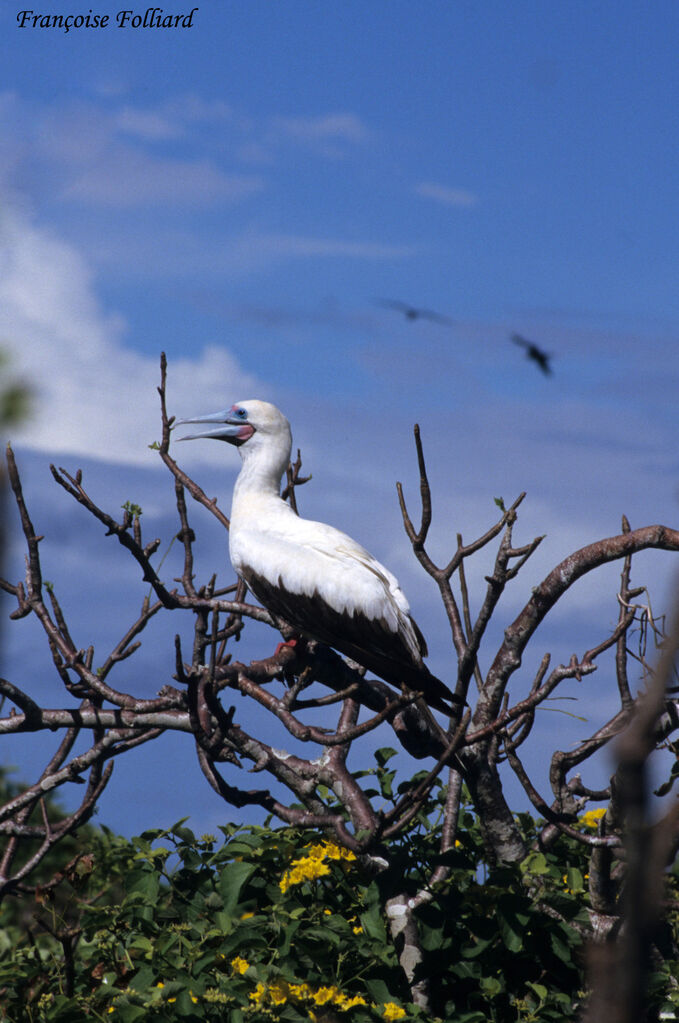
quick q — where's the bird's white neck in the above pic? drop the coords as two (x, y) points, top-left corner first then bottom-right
(232, 432), (291, 505)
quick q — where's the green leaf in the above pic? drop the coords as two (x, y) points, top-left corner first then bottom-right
(377, 768), (395, 800)
(128, 936), (154, 956)
(173, 824), (197, 844)
(550, 930), (573, 963)
(217, 861), (257, 915)
(520, 850), (549, 876)
(566, 866), (584, 893)
(480, 975), (503, 998)
(497, 911), (524, 952)
(359, 895), (387, 944)
(364, 978), (396, 1004)
(110, 1004), (147, 1023)
(277, 919), (301, 958)
(374, 747), (397, 767)
(126, 869), (160, 899)
(461, 936), (493, 959)
(129, 964), (155, 991)
(122, 501), (143, 517)
(527, 981), (548, 1002)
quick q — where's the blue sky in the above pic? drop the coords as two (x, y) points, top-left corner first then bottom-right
(1, 1), (679, 836)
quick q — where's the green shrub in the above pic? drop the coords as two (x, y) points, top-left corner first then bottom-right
(0, 777), (677, 1022)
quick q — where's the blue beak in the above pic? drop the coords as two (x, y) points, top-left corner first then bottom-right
(175, 409), (247, 443)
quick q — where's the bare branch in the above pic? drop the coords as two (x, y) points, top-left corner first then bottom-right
(478, 524), (679, 725)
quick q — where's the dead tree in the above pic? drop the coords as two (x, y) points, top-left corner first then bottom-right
(1, 353), (678, 1013)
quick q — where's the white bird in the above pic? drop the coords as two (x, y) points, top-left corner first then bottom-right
(177, 400), (457, 714)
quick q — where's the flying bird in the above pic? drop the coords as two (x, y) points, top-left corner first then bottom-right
(511, 333), (553, 375)
(377, 299), (453, 326)
(177, 400), (457, 714)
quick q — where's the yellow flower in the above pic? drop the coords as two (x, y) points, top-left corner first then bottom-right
(321, 841), (356, 862)
(382, 1002), (407, 1020)
(231, 956), (250, 975)
(249, 982), (267, 1006)
(335, 992), (368, 1009)
(269, 980), (290, 1005)
(581, 807), (606, 829)
(279, 841), (356, 891)
(286, 981), (369, 1013)
(240, 910), (255, 919)
(280, 855), (331, 892)
(313, 986), (341, 1006)
(290, 982), (313, 1001)
(347, 914), (363, 935)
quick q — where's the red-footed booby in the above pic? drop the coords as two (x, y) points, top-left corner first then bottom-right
(177, 401), (457, 714)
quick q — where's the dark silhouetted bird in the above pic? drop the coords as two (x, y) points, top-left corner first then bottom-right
(511, 334), (553, 376)
(377, 299), (453, 326)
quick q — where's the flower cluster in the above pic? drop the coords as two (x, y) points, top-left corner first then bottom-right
(279, 840), (357, 893)
(382, 1004), (407, 1020)
(231, 960), (404, 1018)
(230, 956), (250, 975)
(248, 977), (368, 1012)
(580, 807), (606, 829)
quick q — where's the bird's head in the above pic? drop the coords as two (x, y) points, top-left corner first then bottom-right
(176, 399), (292, 459)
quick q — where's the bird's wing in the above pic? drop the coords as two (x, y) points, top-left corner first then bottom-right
(230, 520), (425, 660)
(378, 299), (452, 324)
(232, 521), (456, 710)
(511, 333), (530, 349)
(240, 559), (455, 712)
(418, 309), (453, 325)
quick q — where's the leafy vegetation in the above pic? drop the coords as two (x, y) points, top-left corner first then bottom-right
(2, 765), (678, 1023)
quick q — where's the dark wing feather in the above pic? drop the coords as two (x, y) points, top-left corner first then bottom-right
(242, 567), (455, 713)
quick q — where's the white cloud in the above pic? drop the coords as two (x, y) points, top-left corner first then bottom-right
(0, 92), (373, 215)
(274, 112), (369, 144)
(415, 181), (478, 207)
(246, 233), (413, 260)
(160, 94), (236, 127)
(81, 226), (416, 280)
(0, 92), (263, 211)
(62, 152), (264, 207)
(0, 202), (264, 465)
(114, 107), (184, 141)
(114, 96), (237, 141)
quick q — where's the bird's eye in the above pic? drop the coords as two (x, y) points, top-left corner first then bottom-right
(235, 408), (247, 419)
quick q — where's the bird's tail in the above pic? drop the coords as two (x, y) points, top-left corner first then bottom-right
(410, 666), (463, 716)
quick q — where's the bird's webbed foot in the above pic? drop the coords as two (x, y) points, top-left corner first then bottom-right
(274, 635), (307, 658)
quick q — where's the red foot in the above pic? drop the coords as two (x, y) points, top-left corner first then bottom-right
(275, 638), (298, 656)
(274, 636), (306, 658)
